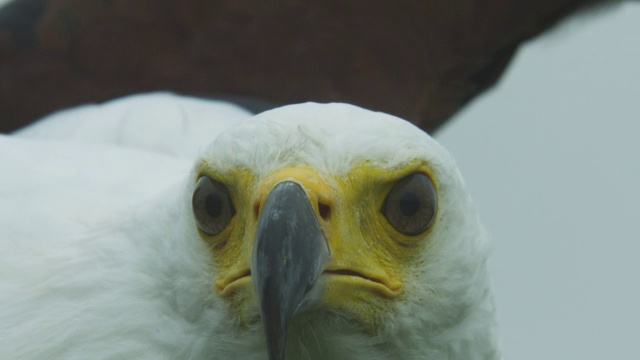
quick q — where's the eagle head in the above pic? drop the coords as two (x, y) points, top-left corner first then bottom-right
(185, 103), (498, 359)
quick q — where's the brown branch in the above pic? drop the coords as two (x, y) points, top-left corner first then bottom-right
(0, 0), (615, 133)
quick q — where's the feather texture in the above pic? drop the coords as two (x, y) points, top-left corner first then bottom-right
(0, 93), (498, 359)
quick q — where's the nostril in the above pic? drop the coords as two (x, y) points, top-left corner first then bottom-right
(318, 203), (331, 220)
(253, 203), (260, 218)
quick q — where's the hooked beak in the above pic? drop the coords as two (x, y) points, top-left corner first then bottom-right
(251, 181), (331, 360)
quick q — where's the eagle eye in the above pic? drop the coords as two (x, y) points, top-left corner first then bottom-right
(382, 173), (437, 236)
(192, 176), (236, 236)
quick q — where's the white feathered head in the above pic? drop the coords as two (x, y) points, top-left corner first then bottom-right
(182, 103), (498, 359)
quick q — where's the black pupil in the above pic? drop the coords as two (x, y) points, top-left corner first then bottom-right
(205, 193), (224, 218)
(399, 192), (420, 217)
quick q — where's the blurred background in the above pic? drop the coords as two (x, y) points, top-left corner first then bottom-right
(438, 3), (640, 358)
(1, 0), (638, 358)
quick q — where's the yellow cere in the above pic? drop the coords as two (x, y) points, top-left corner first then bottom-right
(195, 160), (438, 331)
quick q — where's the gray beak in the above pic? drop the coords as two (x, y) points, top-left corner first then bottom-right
(252, 181), (330, 360)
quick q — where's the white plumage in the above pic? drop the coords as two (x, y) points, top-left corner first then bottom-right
(0, 93), (498, 359)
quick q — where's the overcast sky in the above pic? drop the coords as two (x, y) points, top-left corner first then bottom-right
(436, 3), (640, 359)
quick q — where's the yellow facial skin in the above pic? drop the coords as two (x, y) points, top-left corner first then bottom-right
(195, 160), (437, 332)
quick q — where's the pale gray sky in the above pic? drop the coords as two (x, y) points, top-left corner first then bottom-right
(437, 3), (640, 359)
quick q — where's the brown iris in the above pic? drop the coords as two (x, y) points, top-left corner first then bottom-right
(382, 173), (437, 235)
(192, 176), (236, 236)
